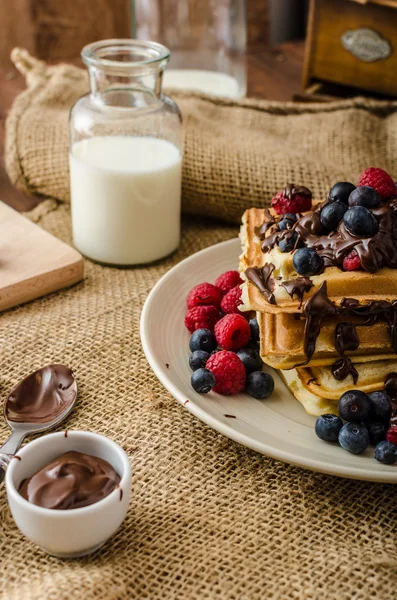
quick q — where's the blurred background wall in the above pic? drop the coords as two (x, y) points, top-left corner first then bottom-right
(0, 0), (308, 67)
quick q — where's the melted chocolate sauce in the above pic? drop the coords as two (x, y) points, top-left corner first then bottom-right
(5, 365), (77, 424)
(340, 298), (360, 309)
(335, 323), (360, 354)
(332, 323), (360, 383)
(303, 282), (337, 362)
(281, 277), (313, 308)
(255, 209), (277, 238)
(260, 198), (397, 273)
(245, 264), (276, 305)
(19, 451), (120, 510)
(283, 183), (312, 201)
(332, 357), (359, 385)
(301, 284), (397, 378)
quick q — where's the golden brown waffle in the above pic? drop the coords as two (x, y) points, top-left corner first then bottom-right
(297, 359), (397, 400)
(280, 360), (397, 416)
(239, 207), (397, 315)
(258, 310), (396, 370)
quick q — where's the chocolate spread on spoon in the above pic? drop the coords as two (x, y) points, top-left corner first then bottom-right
(19, 451), (120, 509)
(5, 365), (76, 424)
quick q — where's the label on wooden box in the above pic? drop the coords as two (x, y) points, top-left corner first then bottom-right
(341, 27), (392, 62)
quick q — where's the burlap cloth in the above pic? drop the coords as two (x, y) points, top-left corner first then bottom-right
(5, 49), (397, 223)
(1, 50), (397, 600)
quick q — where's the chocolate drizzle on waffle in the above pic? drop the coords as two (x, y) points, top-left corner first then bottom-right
(300, 282), (397, 381)
(259, 198), (397, 273)
(245, 264), (276, 305)
(303, 282), (337, 361)
(254, 209), (277, 237)
(333, 324), (360, 384)
(281, 277), (313, 308)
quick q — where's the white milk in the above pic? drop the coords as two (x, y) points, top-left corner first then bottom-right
(163, 69), (242, 98)
(69, 136), (182, 265)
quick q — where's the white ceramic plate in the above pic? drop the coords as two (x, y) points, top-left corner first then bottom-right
(141, 238), (397, 483)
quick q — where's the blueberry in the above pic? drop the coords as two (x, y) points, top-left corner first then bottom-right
(367, 422), (386, 446)
(343, 206), (379, 238)
(348, 186), (380, 209)
(189, 350), (210, 371)
(249, 317), (259, 342)
(279, 232), (299, 253)
(367, 391), (391, 422)
(375, 440), (397, 464)
(338, 423), (369, 454)
(320, 202), (348, 231)
(236, 348), (262, 374)
(245, 339), (260, 353)
(315, 414), (343, 443)
(292, 247), (324, 276)
(338, 390), (371, 422)
(191, 368), (216, 393)
(246, 371), (274, 399)
(277, 213), (298, 231)
(328, 182), (356, 205)
(189, 329), (217, 353)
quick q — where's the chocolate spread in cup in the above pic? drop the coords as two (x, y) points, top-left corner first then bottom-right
(19, 451), (120, 509)
(5, 365), (76, 424)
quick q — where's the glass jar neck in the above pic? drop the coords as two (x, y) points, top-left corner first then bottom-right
(82, 39), (170, 106)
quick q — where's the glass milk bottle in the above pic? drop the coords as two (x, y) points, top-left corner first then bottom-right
(133, 0), (247, 98)
(69, 39), (183, 265)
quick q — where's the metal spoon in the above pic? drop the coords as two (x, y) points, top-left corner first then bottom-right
(0, 364), (77, 484)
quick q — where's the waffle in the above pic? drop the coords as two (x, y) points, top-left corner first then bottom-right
(280, 359), (397, 416)
(297, 359), (397, 400)
(239, 207), (397, 315)
(258, 310), (396, 370)
(239, 195), (397, 413)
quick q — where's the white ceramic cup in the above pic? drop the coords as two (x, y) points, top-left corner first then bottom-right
(6, 430), (132, 558)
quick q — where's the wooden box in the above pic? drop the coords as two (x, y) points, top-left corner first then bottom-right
(303, 0), (397, 97)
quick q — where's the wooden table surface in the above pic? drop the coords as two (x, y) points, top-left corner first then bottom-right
(0, 41), (305, 213)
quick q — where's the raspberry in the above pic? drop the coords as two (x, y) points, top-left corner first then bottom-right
(358, 168), (396, 201)
(220, 285), (244, 316)
(271, 184), (312, 215)
(185, 305), (221, 333)
(206, 350), (246, 395)
(214, 314), (251, 350)
(386, 427), (397, 445)
(214, 270), (243, 294)
(342, 250), (361, 271)
(186, 283), (222, 309)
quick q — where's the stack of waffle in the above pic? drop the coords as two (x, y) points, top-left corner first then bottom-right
(239, 201), (397, 416)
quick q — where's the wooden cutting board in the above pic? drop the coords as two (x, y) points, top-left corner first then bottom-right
(0, 201), (84, 311)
